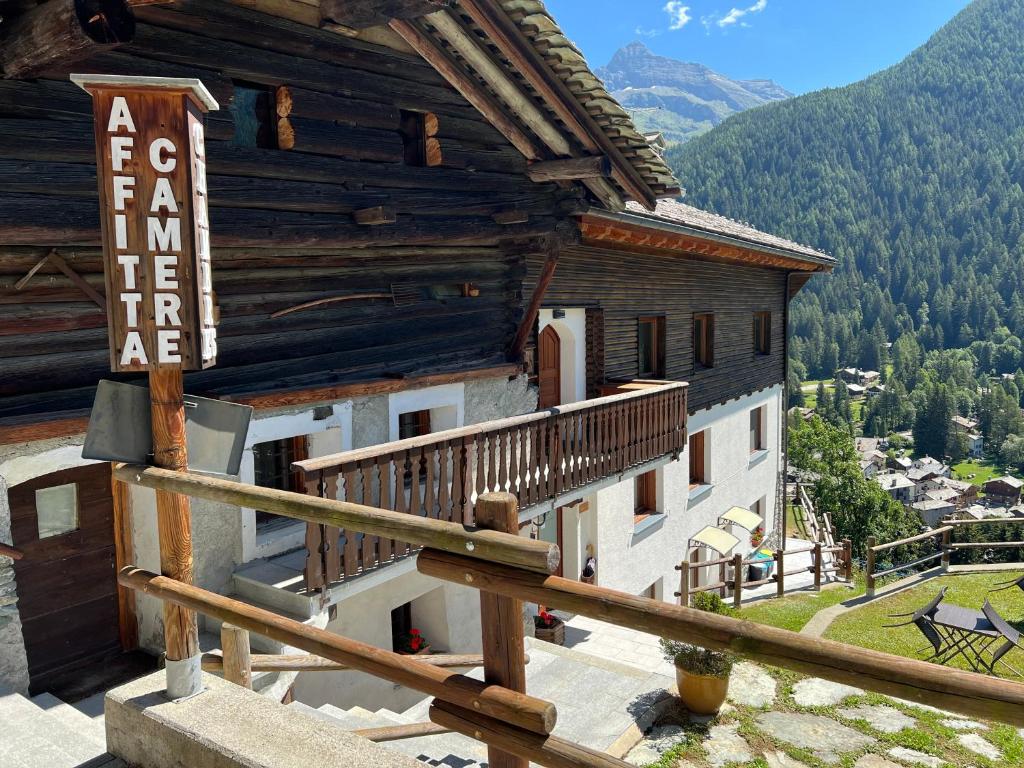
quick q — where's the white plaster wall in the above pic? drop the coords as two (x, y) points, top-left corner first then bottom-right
(591, 386), (782, 602)
(388, 384), (464, 441)
(293, 568), (481, 712)
(538, 308), (586, 404)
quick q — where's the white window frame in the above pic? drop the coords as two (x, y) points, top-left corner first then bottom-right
(240, 403), (353, 563)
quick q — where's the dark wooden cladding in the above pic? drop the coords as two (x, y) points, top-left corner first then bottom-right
(530, 246), (787, 414)
(0, 0), (585, 428)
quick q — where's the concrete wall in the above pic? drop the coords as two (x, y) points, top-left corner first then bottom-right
(292, 563), (482, 712)
(582, 386), (782, 600)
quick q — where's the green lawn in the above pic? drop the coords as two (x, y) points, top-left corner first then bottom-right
(737, 579), (864, 633)
(825, 572), (1024, 679)
(953, 459), (1019, 487)
(786, 504), (809, 540)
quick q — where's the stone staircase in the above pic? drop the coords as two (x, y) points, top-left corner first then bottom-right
(0, 689), (122, 768)
(287, 701), (488, 767)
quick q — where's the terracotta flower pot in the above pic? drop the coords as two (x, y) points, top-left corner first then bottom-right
(675, 665), (729, 715)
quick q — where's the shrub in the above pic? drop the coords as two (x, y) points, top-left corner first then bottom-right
(661, 591), (735, 678)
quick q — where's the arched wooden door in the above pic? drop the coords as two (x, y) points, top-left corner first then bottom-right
(538, 325), (561, 409)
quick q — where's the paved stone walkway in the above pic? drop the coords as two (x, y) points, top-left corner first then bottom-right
(620, 657), (1009, 767)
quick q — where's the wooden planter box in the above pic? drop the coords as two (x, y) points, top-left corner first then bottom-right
(535, 618), (565, 645)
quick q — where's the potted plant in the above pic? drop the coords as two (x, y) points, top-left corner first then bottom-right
(661, 593), (734, 715)
(397, 627), (430, 655)
(533, 606), (565, 645)
(750, 526), (765, 549)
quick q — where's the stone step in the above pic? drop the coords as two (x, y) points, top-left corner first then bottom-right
(0, 691), (109, 768)
(232, 557), (319, 620)
(31, 691), (107, 748)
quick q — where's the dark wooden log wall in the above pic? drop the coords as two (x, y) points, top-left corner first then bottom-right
(0, 0), (582, 426)
(529, 247), (787, 414)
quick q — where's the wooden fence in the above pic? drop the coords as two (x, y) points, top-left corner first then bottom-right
(292, 382), (687, 586)
(114, 468), (1024, 746)
(866, 517), (1024, 595)
(675, 538), (853, 609)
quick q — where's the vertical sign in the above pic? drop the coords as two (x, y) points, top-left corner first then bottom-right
(71, 75), (219, 372)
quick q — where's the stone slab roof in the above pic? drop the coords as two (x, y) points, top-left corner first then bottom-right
(625, 199), (832, 265)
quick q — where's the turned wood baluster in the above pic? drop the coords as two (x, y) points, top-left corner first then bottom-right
(360, 460), (376, 571)
(423, 445), (437, 519)
(394, 454), (410, 557)
(379, 461), (393, 563)
(461, 437), (474, 526)
(438, 441), (451, 521)
(342, 467), (359, 577)
(498, 429), (509, 493)
(488, 432), (498, 495)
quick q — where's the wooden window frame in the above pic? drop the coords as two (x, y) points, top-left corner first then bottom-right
(633, 470), (658, 525)
(753, 311), (771, 356)
(399, 409), (432, 486)
(693, 313), (714, 369)
(637, 316), (666, 379)
(689, 429), (707, 489)
(253, 435), (308, 530)
(750, 406), (766, 453)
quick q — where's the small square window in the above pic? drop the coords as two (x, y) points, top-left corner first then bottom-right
(35, 483), (78, 539)
(634, 470), (658, 525)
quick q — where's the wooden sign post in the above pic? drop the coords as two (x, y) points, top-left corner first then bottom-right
(72, 74), (219, 699)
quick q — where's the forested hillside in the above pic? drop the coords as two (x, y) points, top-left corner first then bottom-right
(667, 0), (1024, 384)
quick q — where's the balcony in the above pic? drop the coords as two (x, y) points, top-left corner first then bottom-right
(293, 381), (687, 586)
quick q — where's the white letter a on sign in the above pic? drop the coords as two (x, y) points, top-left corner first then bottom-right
(107, 96), (136, 133)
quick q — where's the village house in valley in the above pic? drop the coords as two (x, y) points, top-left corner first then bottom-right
(0, 0), (834, 762)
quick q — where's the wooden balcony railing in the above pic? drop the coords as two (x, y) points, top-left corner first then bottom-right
(292, 382), (687, 585)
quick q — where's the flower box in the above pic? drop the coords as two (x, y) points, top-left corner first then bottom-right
(534, 613), (565, 645)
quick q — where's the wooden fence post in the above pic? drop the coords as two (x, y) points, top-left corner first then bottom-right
(719, 560), (727, 598)
(732, 553), (743, 609)
(677, 560), (690, 606)
(813, 542), (822, 591)
(221, 623), (252, 690)
(775, 549), (785, 598)
(941, 527), (951, 570)
(842, 539), (853, 582)
(475, 492), (528, 768)
(150, 368), (201, 698)
(866, 536), (877, 597)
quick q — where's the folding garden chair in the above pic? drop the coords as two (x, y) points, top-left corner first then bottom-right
(981, 600), (1024, 677)
(884, 587), (949, 660)
(989, 573), (1024, 595)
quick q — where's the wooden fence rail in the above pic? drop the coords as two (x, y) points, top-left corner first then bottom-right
(292, 383), (687, 585)
(419, 548), (1024, 727)
(675, 538), (852, 608)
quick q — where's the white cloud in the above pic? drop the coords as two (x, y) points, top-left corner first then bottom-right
(663, 1), (692, 30)
(716, 0), (767, 28)
(635, 25), (662, 38)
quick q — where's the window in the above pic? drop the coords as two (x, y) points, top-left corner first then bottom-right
(637, 316), (665, 378)
(634, 470), (658, 525)
(750, 406), (766, 453)
(35, 483), (79, 539)
(253, 436), (307, 529)
(753, 311), (771, 355)
(693, 313), (714, 368)
(400, 110), (440, 167)
(399, 409), (432, 485)
(230, 82), (277, 149)
(689, 430), (707, 488)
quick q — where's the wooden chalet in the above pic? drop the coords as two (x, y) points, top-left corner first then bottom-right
(0, 0), (834, 706)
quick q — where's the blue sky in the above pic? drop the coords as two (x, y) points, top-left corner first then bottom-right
(544, 0), (973, 94)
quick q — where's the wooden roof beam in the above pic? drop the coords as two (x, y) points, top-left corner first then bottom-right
(456, 0), (658, 209)
(390, 18), (543, 161)
(320, 0), (453, 30)
(2, 0), (136, 79)
(394, 15), (624, 210)
(526, 156), (611, 183)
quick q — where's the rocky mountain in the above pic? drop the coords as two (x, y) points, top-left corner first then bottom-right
(596, 42), (792, 143)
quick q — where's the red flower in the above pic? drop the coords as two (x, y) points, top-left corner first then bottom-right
(411, 637), (423, 650)
(411, 629), (421, 636)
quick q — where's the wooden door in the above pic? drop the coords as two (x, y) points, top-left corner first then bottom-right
(10, 463), (121, 692)
(538, 325), (561, 409)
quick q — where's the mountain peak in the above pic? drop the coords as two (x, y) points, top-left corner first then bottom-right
(597, 44), (791, 144)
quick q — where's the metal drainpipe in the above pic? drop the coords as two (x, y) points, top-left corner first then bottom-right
(780, 271), (795, 543)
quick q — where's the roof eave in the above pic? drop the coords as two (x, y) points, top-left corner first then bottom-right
(581, 208), (835, 271)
